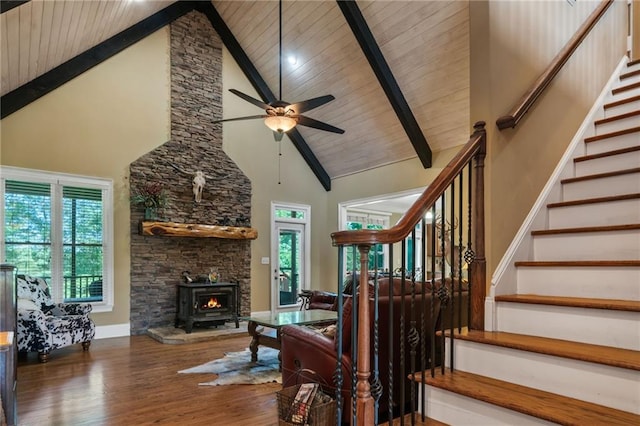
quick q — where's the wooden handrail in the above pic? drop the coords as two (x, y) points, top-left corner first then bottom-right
(331, 121), (487, 246)
(496, 0), (614, 130)
(333, 121), (487, 425)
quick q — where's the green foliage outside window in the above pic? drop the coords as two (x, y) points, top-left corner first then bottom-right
(344, 222), (384, 272)
(4, 180), (104, 301)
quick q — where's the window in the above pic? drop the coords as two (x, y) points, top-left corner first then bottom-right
(344, 210), (390, 273)
(1, 167), (113, 311)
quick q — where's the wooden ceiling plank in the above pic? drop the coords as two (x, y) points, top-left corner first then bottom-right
(87, 1), (109, 50)
(1, 13), (9, 91)
(17, 2), (31, 88)
(53, 1), (76, 67)
(5, 7), (20, 91)
(44, 0), (65, 73)
(1, 1), (195, 120)
(337, 0), (432, 169)
(70, 0), (93, 56)
(198, 2), (331, 191)
(26, 0), (42, 82)
(96, 1), (122, 47)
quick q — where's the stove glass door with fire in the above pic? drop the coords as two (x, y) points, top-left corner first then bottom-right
(176, 282), (240, 333)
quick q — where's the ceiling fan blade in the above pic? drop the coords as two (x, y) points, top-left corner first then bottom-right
(287, 95), (335, 114)
(213, 115), (267, 124)
(296, 115), (345, 134)
(273, 131), (284, 142)
(229, 89), (271, 110)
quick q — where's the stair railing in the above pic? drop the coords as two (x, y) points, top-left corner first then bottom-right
(331, 121), (487, 425)
(496, 0), (614, 130)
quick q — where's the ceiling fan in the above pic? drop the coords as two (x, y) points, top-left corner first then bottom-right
(215, 0), (344, 141)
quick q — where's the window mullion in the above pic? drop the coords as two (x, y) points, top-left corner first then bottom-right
(50, 183), (63, 303)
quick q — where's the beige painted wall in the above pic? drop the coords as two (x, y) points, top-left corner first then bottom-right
(470, 0), (627, 276)
(0, 28), (171, 327)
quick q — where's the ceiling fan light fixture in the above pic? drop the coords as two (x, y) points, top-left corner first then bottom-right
(264, 115), (297, 133)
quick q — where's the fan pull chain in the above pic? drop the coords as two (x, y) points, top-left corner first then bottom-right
(278, 139), (282, 185)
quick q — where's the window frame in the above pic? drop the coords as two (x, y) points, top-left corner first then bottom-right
(1, 166), (114, 312)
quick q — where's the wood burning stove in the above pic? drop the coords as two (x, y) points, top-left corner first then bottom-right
(175, 282), (240, 333)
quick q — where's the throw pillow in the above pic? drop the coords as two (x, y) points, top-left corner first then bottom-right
(16, 275), (54, 311)
(17, 298), (39, 311)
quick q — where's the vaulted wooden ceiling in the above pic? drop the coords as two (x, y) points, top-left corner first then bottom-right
(1, 0), (470, 190)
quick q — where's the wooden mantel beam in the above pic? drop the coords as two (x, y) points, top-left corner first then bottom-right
(139, 221), (258, 240)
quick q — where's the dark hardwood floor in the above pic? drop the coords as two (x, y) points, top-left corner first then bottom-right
(17, 335), (280, 426)
(16, 335), (443, 425)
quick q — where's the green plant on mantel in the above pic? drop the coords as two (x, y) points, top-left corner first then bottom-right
(131, 182), (168, 220)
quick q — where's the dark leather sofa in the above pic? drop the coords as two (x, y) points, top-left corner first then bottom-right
(281, 277), (468, 419)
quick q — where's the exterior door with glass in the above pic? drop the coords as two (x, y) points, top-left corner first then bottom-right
(272, 222), (305, 312)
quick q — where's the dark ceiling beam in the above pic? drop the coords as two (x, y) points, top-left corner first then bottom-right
(195, 2), (331, 191)
(1, 1), (30, 14)
(337, 0), (432, 168)
(1, 1), (195, 119)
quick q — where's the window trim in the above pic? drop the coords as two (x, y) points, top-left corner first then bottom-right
(1, 166), (114, 312)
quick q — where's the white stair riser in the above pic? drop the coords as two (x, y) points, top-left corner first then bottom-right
(604, 101), (640, 117)
(562, 172), (640, 201)
(516, 266), (640, 300)
(610, 86), (640, 102)
(548, 198), (640, 228)
(445, 339), (640, 414)
(575, 150), (640, 176)
(533, 230), (640, 261)
(495, 302), (640, 350)
(421, 387), (555, 426)
(594, 115), (640, 134)
(585, 132), (640, 155)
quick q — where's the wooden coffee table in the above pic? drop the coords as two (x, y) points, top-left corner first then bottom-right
(243, 310), (337, 369)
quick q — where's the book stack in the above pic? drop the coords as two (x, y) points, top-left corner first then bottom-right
(288, 383), (318, 424)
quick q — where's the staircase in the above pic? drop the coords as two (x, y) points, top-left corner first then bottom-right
(417, 59), (640, 425)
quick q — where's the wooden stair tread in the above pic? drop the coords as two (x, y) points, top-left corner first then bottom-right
(531, 223), (640, 235)
(547, 193), (640, 208)
(612, 81), (640, 95)
(584, 126), (640, 143)
(604, 95), (640, 109)
(594, 109), (640, 125)
(561, 167), (640, 184)
(514, 260), (640, 267)
(574, 145), (640, 163)
(494, 294), (640, 312)
(446, 330), (640, 371)
(414, 368), (640, 426)
(620, 69), (640, 80)
(628, 59), (640, 67)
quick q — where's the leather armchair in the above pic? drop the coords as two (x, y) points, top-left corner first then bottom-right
(307, 290), (337, 310)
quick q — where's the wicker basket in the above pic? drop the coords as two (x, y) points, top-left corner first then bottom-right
(277, 384), (337, 425)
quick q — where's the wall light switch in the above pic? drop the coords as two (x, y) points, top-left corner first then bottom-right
(261, 257), (270, 265)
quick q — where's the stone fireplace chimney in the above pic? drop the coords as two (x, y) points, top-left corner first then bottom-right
(129, 11), (252, 335)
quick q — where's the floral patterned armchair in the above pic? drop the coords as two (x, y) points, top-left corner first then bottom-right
(16, 275), (95, 363)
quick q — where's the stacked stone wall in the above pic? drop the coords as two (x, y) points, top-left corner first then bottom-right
(129, 12), (252, 334)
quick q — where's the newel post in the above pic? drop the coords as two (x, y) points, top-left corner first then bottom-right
(470, 121), (487, 330)
(355, 244), (374, 425)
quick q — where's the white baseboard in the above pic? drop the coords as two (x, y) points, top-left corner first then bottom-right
(94, 323), (130, 339)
